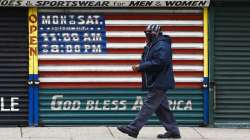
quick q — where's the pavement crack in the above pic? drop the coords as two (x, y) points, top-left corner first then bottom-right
(20, 127), (23, 138)
(107, 127), (114, 137)
(194, 127), (205, 139)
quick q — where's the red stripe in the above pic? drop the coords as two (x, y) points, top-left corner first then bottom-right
(173, 60), (203, 65)
(106, 26), (203, 31)
(174, 71), (203, 77)
(40, 82), (202, 89)
(108, 37), (203, 43)
(39, 60), (203, 65)
(40, 83), (141, 88)
(107, 49), (203, 54)
(176, 83), (202, 88)
(40, 72), (141, 77)
(107, 49), (144, 54)
(40, 71), (203, 77)
(173, 49), (203, 54)
(39, 60), (140, 65)
(104, 14), (202, 20)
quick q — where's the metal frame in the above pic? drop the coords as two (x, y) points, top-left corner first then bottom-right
(208, 4), (215, 127)
(28, 8), (39, 126)
(202, 8), (209, 126)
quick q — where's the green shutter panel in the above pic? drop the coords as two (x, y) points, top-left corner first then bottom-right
(213, 5), (250, 127)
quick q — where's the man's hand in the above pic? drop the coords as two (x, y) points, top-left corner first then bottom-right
(132, 64), (140, 72)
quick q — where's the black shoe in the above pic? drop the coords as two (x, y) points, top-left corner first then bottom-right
(117, 126), (138, 138)
(157, 132), (181, 139)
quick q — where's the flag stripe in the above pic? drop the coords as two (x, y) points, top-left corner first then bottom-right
(107, 43), (203, 49)
(106, 26), (203, 31)
(40, 71), (203, 77)
(105, 20), (203, 26)
(104, 14), (203, 20)
(39, 65), (203, 72)
(106, 31), (203, 37)
(39, 77), (203, 83)
(107, 49), (203, 54)
(40, 83), (202, 89)
(39, 54), (203, 60)
(107, 37), (203, 43)
(39, 60), (203, 65)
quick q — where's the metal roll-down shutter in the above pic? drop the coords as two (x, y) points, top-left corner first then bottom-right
(38, 9), (205, 126)
(212, 4), (250, 127)
(0, 8), (28, 126)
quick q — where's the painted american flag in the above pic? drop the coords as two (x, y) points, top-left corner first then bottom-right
(38, 9), (204, 89)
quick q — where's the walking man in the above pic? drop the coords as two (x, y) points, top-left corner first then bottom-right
(117, 24), (181, 139)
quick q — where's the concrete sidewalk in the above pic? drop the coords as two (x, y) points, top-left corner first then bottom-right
(0, 127), (250, 140)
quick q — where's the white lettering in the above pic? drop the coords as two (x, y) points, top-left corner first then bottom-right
(1, 97), (10, 111)
(51, 95), (63, 110)
(94, 100), (102, 110)
(77, 15), (85, 24)
(119, 100), (127, 110)
(83, 33), (102, 42)
(83, 33), (91, 42)
(51, 95), (81, 111)
(40, 15), (102, 25)
(84, 44), (91, 53)
(60, 15), (67, 24)
(184, 100), (192, 110)
(68, 15), (76, 25)
(85, 100), (127, 111)
(86, 100), (94, 110)
(86, 15), (94, 24)
(42, 16), (50, 25)
(132, 96), (143, 110)
(177, 100), (184, 111)
(103, 100), (110, 111)
(52, 16), (59, 24)
(169, 100), (193, 111)
(111, 100), (119, 110)
(0, 97), (20, 112)
(63, 100), (72, 110)
(84, 44), (102, 53)
(91, 44), (102, 53)
(11, 97), (19, 111)
(71, 101), (81, 110)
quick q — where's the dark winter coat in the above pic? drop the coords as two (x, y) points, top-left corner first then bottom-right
(138, 34), (175, 91)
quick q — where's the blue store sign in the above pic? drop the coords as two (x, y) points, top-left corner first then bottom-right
(38, 14), (106, 54)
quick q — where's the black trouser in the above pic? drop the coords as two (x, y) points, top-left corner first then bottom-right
(128, 89), (180, 134)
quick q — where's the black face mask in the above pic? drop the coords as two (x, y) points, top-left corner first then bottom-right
(145, 31), (157, 43)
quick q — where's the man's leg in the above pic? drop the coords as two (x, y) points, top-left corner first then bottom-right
(128, 89), (166, 131)
(155, 94), (180, 135)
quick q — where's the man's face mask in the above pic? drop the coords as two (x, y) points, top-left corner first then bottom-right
(144, 31), (157, 42)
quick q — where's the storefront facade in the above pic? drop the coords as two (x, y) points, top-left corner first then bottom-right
(8, 0), (250, 127)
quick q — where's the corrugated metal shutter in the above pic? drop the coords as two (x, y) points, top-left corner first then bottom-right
(40, 89), (202, 126)
(213, 5), (250, 127)
(38, 9), (205, 126)
(0, 8), (28, 126)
